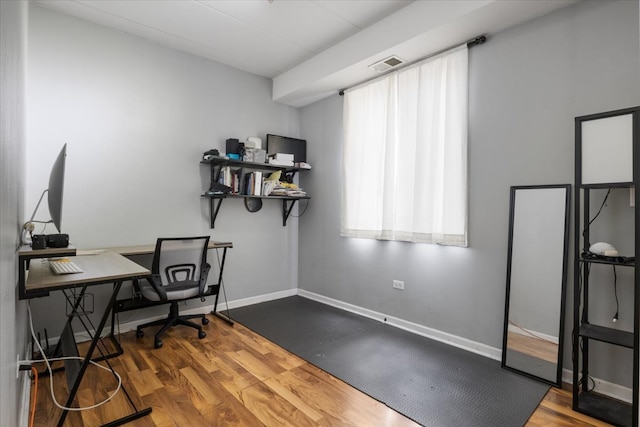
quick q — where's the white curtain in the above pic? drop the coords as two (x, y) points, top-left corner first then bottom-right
(341, 45), (468, 246)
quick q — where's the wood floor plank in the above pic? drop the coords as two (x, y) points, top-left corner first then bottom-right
(232, 348), (284, 381)
(128, 368), (165, 397)
(207, 351), (263, 397)
(240, 380), (317, 426)
(30, 314), (616, 426)
(262, 375), (325, 422)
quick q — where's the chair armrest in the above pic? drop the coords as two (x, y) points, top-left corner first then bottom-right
(199, 263), (211, 295)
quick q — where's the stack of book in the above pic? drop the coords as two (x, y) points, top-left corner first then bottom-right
(244, 171), (263, 196)
(219, 167), (241, 194)
(270, 182), (306, 197)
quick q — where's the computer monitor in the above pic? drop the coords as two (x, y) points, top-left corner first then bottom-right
(266, 134), (307, 163)
(28, 143), (67, 233)
(47, 143), (66, 232)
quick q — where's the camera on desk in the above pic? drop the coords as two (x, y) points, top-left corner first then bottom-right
(32, 233), (69, 249)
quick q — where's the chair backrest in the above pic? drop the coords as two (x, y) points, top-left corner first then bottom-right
(152, 236), (210, 287)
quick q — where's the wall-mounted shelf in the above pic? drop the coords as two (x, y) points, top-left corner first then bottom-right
(200, 156), (310, 228)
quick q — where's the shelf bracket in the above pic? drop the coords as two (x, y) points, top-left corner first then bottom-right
(282, 199), (298, 226)
(209, 197), (224, 228)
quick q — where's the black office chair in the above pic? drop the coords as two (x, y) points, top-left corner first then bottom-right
(135, 236), (211, 349)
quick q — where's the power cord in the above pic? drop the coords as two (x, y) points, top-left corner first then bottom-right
(20, 220), (50, 246)
(24, 301), (123, 412)
(573, 261), (596, 392)
(289, 198), (310, 218)
(612, 265), (619, 322)
(574, 190), (612, 394)
(582, 188), (612, 242)
(30, 367), (38, 427)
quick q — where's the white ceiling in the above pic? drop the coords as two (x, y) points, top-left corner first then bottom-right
(32, 0), (579, 107)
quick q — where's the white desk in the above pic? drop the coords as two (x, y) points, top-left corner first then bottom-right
(24, 251), (149, 293)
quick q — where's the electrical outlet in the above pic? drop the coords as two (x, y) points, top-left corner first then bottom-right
(392, 280), (405, 290)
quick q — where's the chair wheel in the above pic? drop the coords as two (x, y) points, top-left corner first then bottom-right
(154, 339), (163, 349)
(202, 317), (210, 325)
(136, 329), (144, 338)
(198, 330), (206, 339)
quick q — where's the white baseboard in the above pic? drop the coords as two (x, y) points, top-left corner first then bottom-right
(507, 323), (559, 345)
(18, 344), (32, 427)
(298, 289), (502, 360)
(56, 287), (299, 341)
(562, 368), (632, 404)
(222, 288), (298, 311)
(113, 288), (298, 334)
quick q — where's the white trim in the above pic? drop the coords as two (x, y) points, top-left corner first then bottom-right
(221, 288), (298, 310)
(562, 368), (632, 404)
(18, 344), (32, 427)
(18, 368), (30, 427)
(55, 288), (299, 342)
(298, 289), (502, 360)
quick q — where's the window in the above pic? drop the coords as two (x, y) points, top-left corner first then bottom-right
(341, 45), (468, 246)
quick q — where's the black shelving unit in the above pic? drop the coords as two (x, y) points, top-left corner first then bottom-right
(200, 156), (310, 228)
(573, 106), (639, 427)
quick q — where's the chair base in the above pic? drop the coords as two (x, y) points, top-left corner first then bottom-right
(136, 301), (208, 348)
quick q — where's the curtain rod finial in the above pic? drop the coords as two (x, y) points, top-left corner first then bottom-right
(467, 35), (487, 48)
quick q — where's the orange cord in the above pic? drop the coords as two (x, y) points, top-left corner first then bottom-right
(30, 367), (38, 427)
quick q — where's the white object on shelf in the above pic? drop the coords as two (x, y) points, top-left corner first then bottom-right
(245, 137), (262, 149)
(268, 158), (294, 167)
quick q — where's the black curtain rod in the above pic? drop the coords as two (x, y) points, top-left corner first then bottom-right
(339, 35), (487, 96)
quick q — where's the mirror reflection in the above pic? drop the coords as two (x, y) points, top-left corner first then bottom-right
(502, 185), (570, 386)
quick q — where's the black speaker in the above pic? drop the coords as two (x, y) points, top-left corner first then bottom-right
(46, 234), (69, 248)
(32, 234), (47, 249)
(226, 138), (240, 155)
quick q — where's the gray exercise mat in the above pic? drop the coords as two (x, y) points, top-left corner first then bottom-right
(229, 296), (549, 427)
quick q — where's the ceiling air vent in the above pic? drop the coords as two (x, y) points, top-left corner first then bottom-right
(368, 55), (404, 73)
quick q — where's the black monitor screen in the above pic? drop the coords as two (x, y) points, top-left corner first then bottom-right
(266, 134), (306, 163)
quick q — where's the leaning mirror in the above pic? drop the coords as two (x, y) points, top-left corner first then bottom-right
(501, 184), (571, 386)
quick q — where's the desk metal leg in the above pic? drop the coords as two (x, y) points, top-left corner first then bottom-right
(211, 247), (234, 326)
(56, 280), (152, 427)
(107, 282), (126, 359)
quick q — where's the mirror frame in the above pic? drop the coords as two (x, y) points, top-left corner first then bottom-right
(501, 184), (571, 387)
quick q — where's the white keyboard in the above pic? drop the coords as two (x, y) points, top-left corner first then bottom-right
(49, 259), (83, 275)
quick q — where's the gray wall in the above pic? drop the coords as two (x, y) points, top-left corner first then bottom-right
(299, 0), (639, 387)
(0, 2), (28, 426)
(26, 5), (302, 335)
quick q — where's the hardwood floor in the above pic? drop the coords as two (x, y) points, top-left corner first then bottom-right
(31, 314), (613, 426)
(507, 331), (558, 364)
